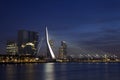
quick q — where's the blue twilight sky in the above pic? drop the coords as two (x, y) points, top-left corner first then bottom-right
(1, 0), (120, 56)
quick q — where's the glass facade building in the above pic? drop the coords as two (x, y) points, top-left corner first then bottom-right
(58, 41), (67, 59)
(6, 40), (18, 55)
(18, 30), (38, 55)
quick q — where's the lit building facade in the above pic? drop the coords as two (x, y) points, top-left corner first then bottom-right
(6, 40), (18, 55)
(58, 41), (67, 59)
(18, 30), (38, 55)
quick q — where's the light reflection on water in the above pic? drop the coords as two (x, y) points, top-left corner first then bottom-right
(5, 64), (36, 80)
(0, 63), (120, 80)
(43, 63), (55, 80)
(6, 64), (15, 80)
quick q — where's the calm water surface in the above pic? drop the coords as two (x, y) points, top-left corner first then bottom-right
(0, 63), (120, 80)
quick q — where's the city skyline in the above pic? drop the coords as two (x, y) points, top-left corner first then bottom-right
(1, 0), (120, 57)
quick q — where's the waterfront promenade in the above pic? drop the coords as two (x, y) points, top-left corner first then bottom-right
(0, 54), (119, 64)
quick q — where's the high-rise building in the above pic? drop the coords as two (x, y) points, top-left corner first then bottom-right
(58, 41), (67, 59)
(6, 40), (18, 55)
(18, 30), (38, 55)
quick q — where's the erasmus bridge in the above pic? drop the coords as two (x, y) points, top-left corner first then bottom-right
(36, 27), (119, 60)
(37, 27), (56, 59)
(45, 27), (56, 59)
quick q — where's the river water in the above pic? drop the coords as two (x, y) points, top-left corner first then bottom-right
(0, 63), (120, 80)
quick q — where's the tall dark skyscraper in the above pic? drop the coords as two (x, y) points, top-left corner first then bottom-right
(58, 41), (67, 59)
(18, 30), (38, 55)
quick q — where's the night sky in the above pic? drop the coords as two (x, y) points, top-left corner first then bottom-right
(1, 0), (120, 57)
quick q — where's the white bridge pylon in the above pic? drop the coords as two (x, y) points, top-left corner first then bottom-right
(46, 27), (56, 59)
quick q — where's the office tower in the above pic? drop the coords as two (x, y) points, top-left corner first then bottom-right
(18, 30), (38, 55)
(6, 40), (18, 55)
(46, 27), (56, 59)
(58, 41), (67, 59)
(58, 46), (64, 59)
